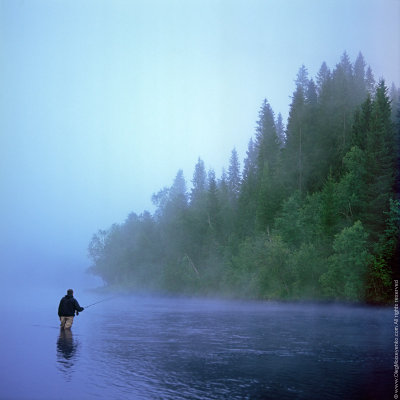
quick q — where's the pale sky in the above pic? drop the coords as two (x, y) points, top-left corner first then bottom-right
(1, 0), (399, 275)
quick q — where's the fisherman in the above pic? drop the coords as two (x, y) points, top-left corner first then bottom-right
(58, 289), (84, 329)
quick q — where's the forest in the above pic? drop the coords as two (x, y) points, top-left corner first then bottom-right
(88, 52), (400, 304)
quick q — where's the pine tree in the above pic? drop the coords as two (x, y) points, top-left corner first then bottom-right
(390, 83), (400, 123)
(366, 66), (376, 95)
(275, 112), (286, 147)
(236, 138), (258, 239)
(170, 169), (188, 207)
(183, 159), (209, 269)
(306, 79), (318, 106)
(255, 163), (278, 232)
(190, 158), (207, 206)
(255, 99), (280, 174)
(364, 80), (396, 239)
(303, 78), (323, 191)
(151, 170), (189, 264)
(217, 168), (234, 246)
(282, 83), (306, 194)
(252, 100), (283, 231)
(242, 138), (257, 182)
(351, 94), (373, 150)
(316, 61), (331, 97)
(227, 148), (241, 206)
(295, 64), (309, 93)
(353, 52), (367, 102)
(337, 51), (353, 79)
(206, 169), (221, 235)
(331, 51), (355, 155)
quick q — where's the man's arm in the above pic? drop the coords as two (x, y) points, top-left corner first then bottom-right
(74, 299), (84, 312)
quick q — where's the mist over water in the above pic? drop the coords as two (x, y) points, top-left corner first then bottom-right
(1, 2), (398, 399)
(0, 288), (392, 400)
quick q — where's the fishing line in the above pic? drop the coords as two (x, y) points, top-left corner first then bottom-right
(83, 296), (118, 309)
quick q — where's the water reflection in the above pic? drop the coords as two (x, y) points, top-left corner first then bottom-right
(56, 329), (79, 380)
(89, 299), (393, 400)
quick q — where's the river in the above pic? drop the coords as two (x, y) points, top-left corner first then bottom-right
(0, 291), (393, 399)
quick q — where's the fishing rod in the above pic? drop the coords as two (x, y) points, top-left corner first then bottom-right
(83, 296), (117, 309)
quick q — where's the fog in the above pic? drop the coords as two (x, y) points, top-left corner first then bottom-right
(0, 291), (393, 399)
(1, 3), (398, 398)
(1, 1), (399, 290)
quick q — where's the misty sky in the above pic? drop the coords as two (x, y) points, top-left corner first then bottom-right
(1, 0), (399, 275)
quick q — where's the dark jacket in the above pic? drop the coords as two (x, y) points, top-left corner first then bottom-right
(58, 294), (84, 317)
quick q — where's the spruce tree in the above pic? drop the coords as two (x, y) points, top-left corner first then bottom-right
(275, 112), (286, 147)
(316, 61), (331, 97)
(365, 66), (376, 95)
(365, 81), (396, 239)
(236, 138), (258, 239)
(282, 83), (306, 194)
(227, 148), (241, 206)
(206, 169), (221, 236)
(191, 158), (207, 205)
(255, 99), (280, 174)
(353, 52), (367, 103)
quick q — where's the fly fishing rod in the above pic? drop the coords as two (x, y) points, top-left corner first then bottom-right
(84, 296), (117, 309)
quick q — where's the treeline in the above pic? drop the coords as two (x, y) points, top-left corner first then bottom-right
(88, 52), (400, 303)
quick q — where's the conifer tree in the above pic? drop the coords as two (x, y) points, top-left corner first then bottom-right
(364, 80), (396, 239)
(191, 158), (207, 205)
(305, 79), (318, 106)
(217, 169), (234, 246)
(295, 64), (309, 93)
(206, 169), (221, 236)
(255, 99), (280, 174)
(282, 82), (306, 194)
(276, 112), (286, 147)
(255, 163), (278, 232)
(351, 94), (373, 150)
(227, 148), (241, 206)
(365, 66), (376, 95)
(253, 100), (282, 231)
(353, 52), (367, 102)
(170, 169), (188, 208)
(236, 138), (258, 239)
(316, 61), (331, 97)
(390, 84), (400, 124)
(331, 51), (355, 155)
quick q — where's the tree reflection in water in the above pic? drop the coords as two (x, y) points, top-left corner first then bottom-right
(56, 329), (79, 380)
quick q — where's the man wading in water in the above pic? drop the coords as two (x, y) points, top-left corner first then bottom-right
(58, 289), (84, 329)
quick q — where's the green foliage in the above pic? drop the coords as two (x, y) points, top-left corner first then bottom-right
(366, 199), (400, 303)
(287, 243), (326, 299)
(337, 145), (368, 221)
(255, 164), (280, 232)
(162, 257), (200, 294)
(274, 192), (304, 248)
(87, 53), (397, 304)
(228, 234), (268, 298)
(257, 235), (292, 299)
(229, 234), (292, 299)
(320, 221), (372, 301)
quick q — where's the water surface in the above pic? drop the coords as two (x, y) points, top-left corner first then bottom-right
(1, 293), (392, 399)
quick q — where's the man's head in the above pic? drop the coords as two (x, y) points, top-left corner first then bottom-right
(67, 289), (73, 296)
